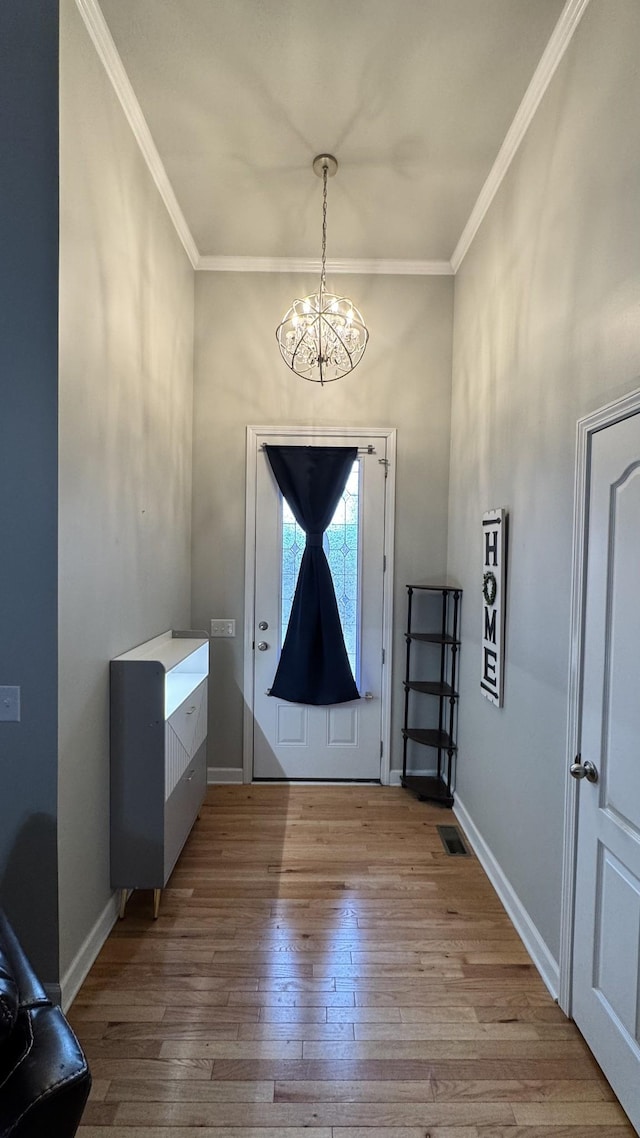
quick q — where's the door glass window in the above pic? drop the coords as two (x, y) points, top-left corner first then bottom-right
(281, 459), (360, 679)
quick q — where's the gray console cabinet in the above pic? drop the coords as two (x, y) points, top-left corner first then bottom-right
(110, 631), (209, 918)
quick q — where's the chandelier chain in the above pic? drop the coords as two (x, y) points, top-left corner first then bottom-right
(320, 164), (328, 296)
(275, 153), (368, 383)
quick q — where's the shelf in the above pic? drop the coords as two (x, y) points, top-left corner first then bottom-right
(114, 631), (209, 671)
(406, 631), (460, 645)
(401, 774), (454, 807)
(402, 727), (456, 750)
(406, 581), (462, 593)
(165, 673), (207, 719)
(405, 680), (458, 698)
(112, 632), (209, 719)
(402, 584), (462, 807)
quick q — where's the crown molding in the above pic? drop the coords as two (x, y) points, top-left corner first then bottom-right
(196, 255), (453, 276)
(450, 0), (591, 272)
(75, 0), (199, 268)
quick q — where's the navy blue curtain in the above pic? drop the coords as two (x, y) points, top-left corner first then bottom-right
(265, 445), (360, 705)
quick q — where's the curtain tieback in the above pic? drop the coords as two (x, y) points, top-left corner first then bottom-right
(307, 533), (324, 548)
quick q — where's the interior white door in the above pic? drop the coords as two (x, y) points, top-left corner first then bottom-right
(252, 433), (387, 780)
(572, 411), (640, 1132)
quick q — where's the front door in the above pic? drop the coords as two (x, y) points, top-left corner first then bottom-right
(250, 431), (391, 780)
(572, 410), (640, 1131)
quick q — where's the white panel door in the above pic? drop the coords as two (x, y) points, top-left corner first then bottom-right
(252, 433), (388, 780)
(572, 411), (640, 1131)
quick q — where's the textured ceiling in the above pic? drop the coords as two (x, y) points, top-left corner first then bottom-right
(98, 0), (566, 262)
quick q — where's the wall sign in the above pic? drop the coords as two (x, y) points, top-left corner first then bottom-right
(481, 508), (506, 706)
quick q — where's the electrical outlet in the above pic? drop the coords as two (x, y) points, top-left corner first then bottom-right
(210, 619), (236, 638)
(0, 686), (21, 722)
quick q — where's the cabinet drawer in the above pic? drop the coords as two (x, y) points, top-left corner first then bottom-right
(165, 679), (207, 799)
(164, 741), (206, 882)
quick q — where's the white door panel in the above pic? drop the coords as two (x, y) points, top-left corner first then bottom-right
(572, 412), (640, 1132)
(252, 433), (387, 780)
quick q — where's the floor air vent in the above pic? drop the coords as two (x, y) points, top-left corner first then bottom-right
(437, 824), (470, 856)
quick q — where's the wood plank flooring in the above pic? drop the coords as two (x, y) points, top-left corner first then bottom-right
(69, 785), (634, 1137)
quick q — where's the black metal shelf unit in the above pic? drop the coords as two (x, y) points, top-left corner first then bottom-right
(401, 582), (462, 807)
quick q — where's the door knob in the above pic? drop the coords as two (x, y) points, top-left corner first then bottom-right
(257, 641), (269, 651)
(570, 757), (598, 783)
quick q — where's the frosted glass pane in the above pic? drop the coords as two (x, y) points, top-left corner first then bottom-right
(281, 460), (360, 679)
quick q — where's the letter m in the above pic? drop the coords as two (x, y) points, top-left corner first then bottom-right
(484, 607), (497, 644)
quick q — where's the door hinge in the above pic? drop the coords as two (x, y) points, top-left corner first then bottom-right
(382, 648), (385, 665)
(380, 740), (383, 758)
(378, 458), (389, 478)
(383, 554), (387, 572)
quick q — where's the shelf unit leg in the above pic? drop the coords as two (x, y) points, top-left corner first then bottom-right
(153, 888), (162, 920)
(446, 747), (454, 798)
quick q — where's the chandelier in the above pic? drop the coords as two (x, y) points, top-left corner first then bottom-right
(276, 154), (369, 385)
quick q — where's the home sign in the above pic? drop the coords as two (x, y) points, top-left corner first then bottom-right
(481, 507), (506, 707)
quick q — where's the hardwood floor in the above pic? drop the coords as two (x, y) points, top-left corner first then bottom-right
(70, 784), (634, 1137)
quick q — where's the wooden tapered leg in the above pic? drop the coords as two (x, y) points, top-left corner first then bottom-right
(118, 889), (128, 920)
(153, 888), (161, 919)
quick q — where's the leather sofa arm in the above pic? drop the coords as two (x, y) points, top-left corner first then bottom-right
(0, 910), (91, 1138)
(0, 913), (47, 1012)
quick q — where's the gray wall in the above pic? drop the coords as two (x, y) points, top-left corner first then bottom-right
(192, 271), (454, 773)
(57, 0), (195, 981)
(447, 0), (640, 962)
(0, 1), (60, 983)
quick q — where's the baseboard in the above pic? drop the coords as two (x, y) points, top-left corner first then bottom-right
(453, 796), (560, 1000)
(208, 767), (244, 784)
(59, 892), (120, 1012)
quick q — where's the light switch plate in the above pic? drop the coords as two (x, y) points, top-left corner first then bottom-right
(0, 686), (21, 722)
(210, 619), (236, 638)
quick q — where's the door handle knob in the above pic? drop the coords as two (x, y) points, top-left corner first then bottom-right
(570, 758), (598, 783)
(257, 641), (269, 651)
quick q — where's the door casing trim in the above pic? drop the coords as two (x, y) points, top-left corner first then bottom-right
(243, 425), (397, 786)
(560, 385), (640, 1014)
